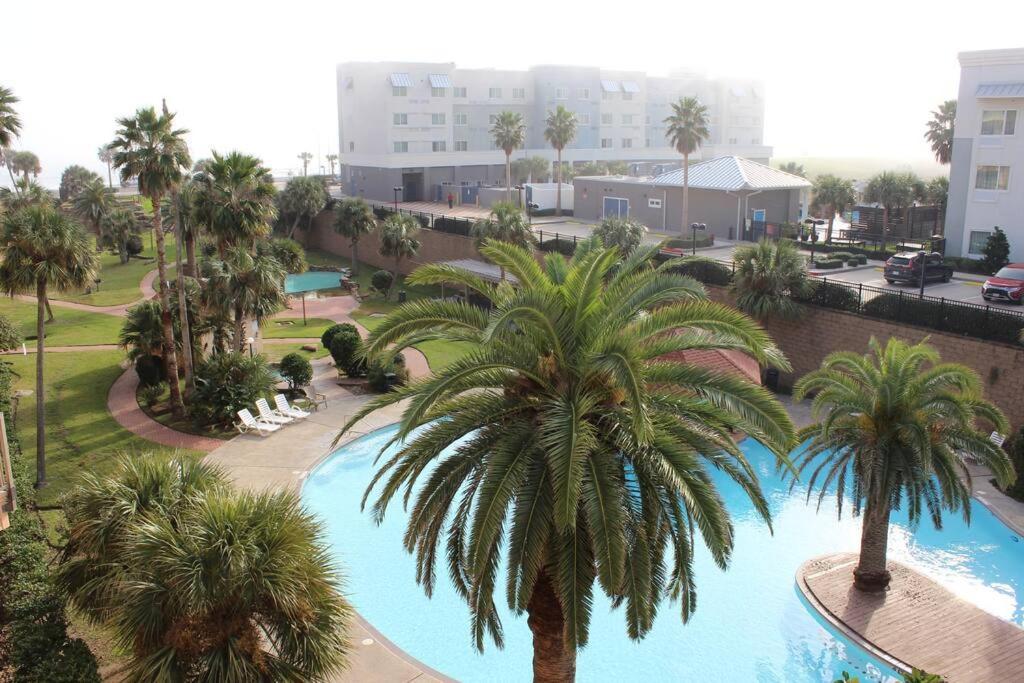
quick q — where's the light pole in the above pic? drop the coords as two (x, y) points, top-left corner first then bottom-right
(392, 186), (402, 212)
(246, 337), (255, 359)
(514, 185), (524, 212)
(690, 222), (706, 256)
(918, 249), (927, 298)
(527, 202), (538, 226)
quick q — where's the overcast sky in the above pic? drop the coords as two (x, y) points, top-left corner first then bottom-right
(4, 0), (1024, 189)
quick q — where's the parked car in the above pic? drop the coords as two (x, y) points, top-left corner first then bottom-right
(883, 252), (953, 285)
(982, 264), (1024, 304)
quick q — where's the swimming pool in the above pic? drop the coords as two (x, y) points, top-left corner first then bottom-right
(303, 427), (1024, 682)
(284, 271), (345, 295)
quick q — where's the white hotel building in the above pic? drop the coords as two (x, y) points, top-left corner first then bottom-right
(336, 61), (770, 203)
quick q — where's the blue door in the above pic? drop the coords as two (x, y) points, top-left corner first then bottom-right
(603, 196), (629, 218)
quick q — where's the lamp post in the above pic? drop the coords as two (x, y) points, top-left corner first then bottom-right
(527, 202), (538, 226)
(918, 249), (927, 298)
(514, 184), (524, 212)
(392, 186), (402, 212)
(245, 337), (255, 359)
(690, 222), (706, 256)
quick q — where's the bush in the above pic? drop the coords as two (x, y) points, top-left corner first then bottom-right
(432, 215), (473, 236)
(661, 256), (733, 286)
(279, 353), (313, 389)
(263, 237), (308, 274)
(830, 251), (854, 261)
(537, 237), (576, 256)
(814, 258), (844, 269)
(139, 382), (165, 408)
(856, 254), (868, 265)
(372, 206), (393, 220)
(981, 227), (1010, 275)
(371, 270), (395, 298)
(329, 329), (362, 374)
(943, 256), (988, 274)
(1003, 427), (1024, 501)
(862, 293), (1024, 344)
(664, 234), (715, 249)
(366, 353), (407, 393)
(190, 353), (275, 427)
(847, 258), (860, 267)
(0, 313), (22, 352)
(792, 280), (861, 313)
(321, 322), (358, 350)
(134, 354), (164, 387)
(125, 234), (144, 257)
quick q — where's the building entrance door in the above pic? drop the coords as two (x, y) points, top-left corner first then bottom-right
(402, 172), (424, 202)
(602, 196), (629, 218)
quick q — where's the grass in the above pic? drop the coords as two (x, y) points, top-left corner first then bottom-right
(5, 350), (202, 506)
(351, 310), (470, 372)
(53, 232), (178, 307)
(261, 317), (336, 339)
(0, 297), (123, 346)
(262, 342), (330, 364)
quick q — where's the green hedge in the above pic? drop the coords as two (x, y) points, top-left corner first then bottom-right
(792, 280), (861, 313)
(814, 259), (844, 269)
(663, 234), (715, 249)
(431, 215), (474, 237)
(660, 257), (733, 286)
(862, 293), (1024, 345)
(538, 237), (577, 256)
(943, 256), (990, 275)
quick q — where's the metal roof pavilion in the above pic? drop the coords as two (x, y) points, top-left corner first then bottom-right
(651, 156), (812, 191)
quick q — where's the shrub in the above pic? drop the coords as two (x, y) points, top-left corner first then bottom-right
(263, 237), (308, 274)
(432, 215), (473, 236)
(0, 313), (22, 352)
(125, 234), (144, 257)
(366, 353), (407, 392)
(190, 353), (275, 427)
(661, 256), (733, 286)
(139, 382), (165, 408)
(792, 280), (861, 313)
(372, 206), (393, 220)
(279, 353), (313, 389)
(813, 258), (844, 269)
(537, 237), (576, 256)
(134, 354), (164, 387)
(371, 269), (395, 298)
(862, 293), (1024, 344)
(847, 258), (860, 267)
(943, 256), (987, 274)
(664, 234), (714, 249)
(981, 227), (1010, 275)
(329, 329), (362, 374)
(856, 254), (868, 265)
(830, 251), (854, 261)
(321, 322), (357, 350)
(1004, 427), (1024, 501)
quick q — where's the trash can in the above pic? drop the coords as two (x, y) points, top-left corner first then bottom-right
(764, 368), (780, 392)
(397, 290), (407, 303)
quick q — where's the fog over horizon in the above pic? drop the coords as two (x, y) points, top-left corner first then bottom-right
(4, 0), (1024, 189)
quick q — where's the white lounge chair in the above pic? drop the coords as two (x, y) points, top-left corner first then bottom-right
(256, 398), (294, 425)
(236, 409), (281, 436)
(274, 394), (311, 420)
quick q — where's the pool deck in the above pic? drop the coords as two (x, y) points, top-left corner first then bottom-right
(797, 553), (1024, 682)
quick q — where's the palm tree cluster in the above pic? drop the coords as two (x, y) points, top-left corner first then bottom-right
(862, 170), (924, 239)
(59, 456), (353, 681)
(812, 174), (857, 243)
(732, 239), (812, 320)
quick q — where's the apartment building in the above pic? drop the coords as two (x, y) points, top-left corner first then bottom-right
(946, 48), (1024, 261)
(336, 61), (770, 202)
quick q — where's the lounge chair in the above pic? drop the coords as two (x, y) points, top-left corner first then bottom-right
(255, 398), (294, 425)
(274, 394), (311, 420)
(236, 409), (281, 437)
(300, 385), (327, 411)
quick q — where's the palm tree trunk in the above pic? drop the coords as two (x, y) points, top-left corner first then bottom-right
(185, 232), (197, 278)
(235, 303), (246, 354)
(106, 162), (113, 189)
(681, 152), (689, 235)
(288, 215), (301, 240)
(151, 195), (185, 418)
(43, 297), (54, 323)
(882, 206), (889, 246)
(5, 159), (21, 197)
(34, 279), (46, 489)
(555, 148), (563, 217)
(527, 570), (576, 682)
(854, 496), (892, 592)
(826, 210), (835, 244)
(505, 152), (512, 203)
(172, 195), (194, 392)
(351, 239), (359, 276)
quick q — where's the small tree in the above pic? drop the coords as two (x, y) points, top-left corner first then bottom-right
(378, 214), (420, 289)
(321, 322), (358, 350)
(594, 217), (647, 255)
(0, 312), (22, 351)
(329, 328), (362, 375)
(279, 352), (313, 389)
(981, 227), (1010, 275)
(191, 352), (275, 427)
(371, 269), (394, 298)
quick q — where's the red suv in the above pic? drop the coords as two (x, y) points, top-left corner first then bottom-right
(982, 264), (1024, 305)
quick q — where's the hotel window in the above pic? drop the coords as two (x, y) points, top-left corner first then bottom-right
(454, 112), (468, 126)
(513, 87), (526, 99)
(645, 115), (651, 124)
(577, 113), (590, 125)
(577, 87), (590, 99)
(728, 137), (738, 144)
(393, 141), (408, 153)
(621, 138), (633, 148)
(645, 138), (650, 147)
(392, 86), (407, 97)
(431, 86), (446, 97)
(601, 113), (613, 125)
(601, 138), (613, 148)
(621, 114), (634, 124)
(489, 87), (502, 98)
(602, 91), (614, 101)
(431, 113), (446, 125)
(393, 113), (408, 125)
(969, 230), (992, 254)
(555, 87), (569, 99)
(980, 110), (1017, 136)
(349, 141), (355, 151)
(454, 140), (468, 151)
(432, 141), (446, 152)
(975, 165), (1010, 191)
(453, 86), (467, 98)
(621, 92), (633, 101)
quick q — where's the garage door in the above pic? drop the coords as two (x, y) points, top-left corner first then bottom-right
(603, 196), (629, 218)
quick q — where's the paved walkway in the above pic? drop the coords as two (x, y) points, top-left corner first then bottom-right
(2, 344), (119, 354)
(15, 264), (162, 317)
(798, 553), (1024, 682)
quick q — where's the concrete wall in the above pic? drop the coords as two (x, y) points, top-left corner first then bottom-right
(706, 286), (1024, 430)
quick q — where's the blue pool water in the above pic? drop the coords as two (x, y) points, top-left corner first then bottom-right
(284, 271), (345, 294)
(303, 427), (1024, 682)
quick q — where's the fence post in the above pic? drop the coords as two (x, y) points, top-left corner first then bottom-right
(858, 282), (863, 311)
(939, 298), (945, 331)
(898, 290), (903, 322)
(573, 234), (577, 246)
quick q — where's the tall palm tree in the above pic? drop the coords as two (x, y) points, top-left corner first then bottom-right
(333, 197), (376, 275)
(377, 214), (420, 291)
(0, 206), (98, 488)
(326, 153), (338, 177)
(490, 111), (526, 202)
(59, 457), (353, 681)
(337, 242), (795, 681)
(0, 86), (21, 150)
(544, 106), (577, 216)
(664, 97), (710, 234)
(863, 171), (915, 241)
(162, 182), (198, 388)
(813, 174), (857, 243)
(276, 176), (327, 239)
(71, 177), (115, 241)
(471, 201), (535, 280)
(192, 150), (277, 251)
(204, 246), (286, 352)
(101, 206), (138, 264)
(793, 338), (1012, 593)
(924, 100), (956, 165)
(10, 150), (40, 182)
(110, 103), (191, 418)
(776, 161), (806, 178)
(97, 144), (115, 188)
(925, 176), (949, 233)
(298, 151), (313, 176)
(732, 239), (811, 320)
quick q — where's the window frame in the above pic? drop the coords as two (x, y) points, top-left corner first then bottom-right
(975, 165), (1011, 191)
(980, 109), (1017, 136)
(555, 87), (569, 100)
(393, 141), (409, 153)
(968, 230), (993, 255)
(453, 112), (468, 126)
(431, 112), (446, 125)
(454, 140), (468, 152)
(600, 113), (613, 125)
(453, 86), (467, 98)
(600, 138), (613, 149)
(577, 87), (590, 100)
(432, 140), (447, 152)
(489, 87), (502, 99)
(621, 138), (633, 149)
(512, 87), (526, 99)
(392, 113), (408, 126)
(391, 85), (407, 97)
(431, 86), (446, 98)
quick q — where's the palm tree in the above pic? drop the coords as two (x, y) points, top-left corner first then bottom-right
(298, 151), (313, 176)
(276, 175), (327, 239)
(863, 171), (917, 242)
(776, 161), (806, 178)
(10, 150), (40, 182)
(544, 106), (577, 216)
(377, 214), (420, 292)
(204, 246), (286, 352)
(333, 197), (376, 275)
(732, 239), (811, 320)
(72, 177), (114, 240)
(0, 86), (21, 150)
(925, 176), (949, 233)
(119, 300), (167, 363)
(192, 150), (277, 252)
(793, 337), (1012, 593)
(664, 97), (710, 233)
(593, 216), (647, 256)
(0, 206), (98, 488)
(101, 206), (138, 264)
(813, 174), (857, 243)
(1, 177), (51, 212)
(490, 111), (526, 202)
(925, 100), (956, 165)
(97, 144), (115, 188)
(338, 242), (795, 681)
(59, 456), (353, 681)
(471, 201), (535, 280)
(326, 153), (338, 177)
(110, 103), (191, 418)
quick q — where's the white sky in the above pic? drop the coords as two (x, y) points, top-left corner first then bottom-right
(4, 0), (1024, 188)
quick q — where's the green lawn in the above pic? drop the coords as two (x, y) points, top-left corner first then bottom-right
(5, 350), (201, 506)
(262, 342), (330, 364)
(53, 232), (177, 307)
(261, 317), (336, 339)
(0, 297), (122, 346)
(351, 310), (470, 372)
